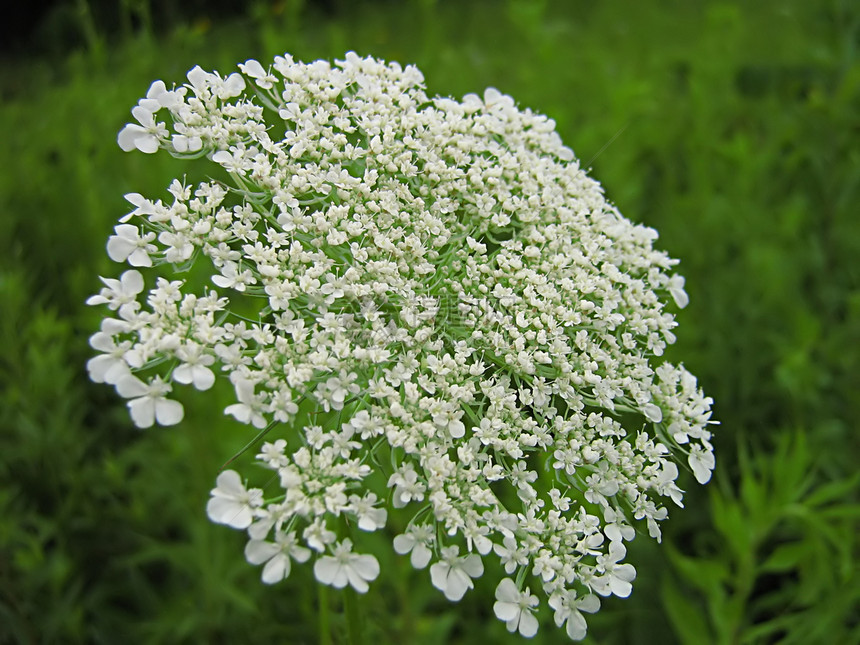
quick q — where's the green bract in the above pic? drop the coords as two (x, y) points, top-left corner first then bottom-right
(88, 52), (715, 640)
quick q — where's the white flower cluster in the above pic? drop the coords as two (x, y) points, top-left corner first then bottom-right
(88, 52), (716, 640)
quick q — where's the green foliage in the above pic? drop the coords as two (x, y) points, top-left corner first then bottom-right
(662, 433), (860, 645)
(1, 0), (858, 643)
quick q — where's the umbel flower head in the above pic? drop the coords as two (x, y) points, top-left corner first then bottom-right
(88, 52), (716, 640)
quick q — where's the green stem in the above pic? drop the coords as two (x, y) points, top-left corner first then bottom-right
(344, 587), (364, 645)
(319, 583), (331, 645)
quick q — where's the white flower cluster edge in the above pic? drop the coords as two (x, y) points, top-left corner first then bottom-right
(88, 52), (716, 640)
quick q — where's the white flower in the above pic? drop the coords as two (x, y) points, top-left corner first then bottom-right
(107, 224), (157, 266)
(642, 402), (663, 424)
(239, 59), (277, 89)
(141, 80), (186, 111)
(206, 470), (263, 529)
(92, 53), (717, 640)
(119, 192), (158, 222)
(86, 320), (132, 384)
(348, 493), (387, 531)
(494, 578), (540, 637)
(393, 523), (434, 569)
(244, 530), (311, 584)
(593, 541), (637, 598)
(303, 518), (337, 553)
(224, 378), (268, 428)
(387, 464), (426, 508)
(172, 343), (216, 390)
(603, 508), (635, 543)
(548, 589), (600, 641)
(115, 374), (183, 428)
(689, 444), (716, 484)
(118, 105), (167, 153)
(667, 274), (689, 309)
(494, 535), (530, 574)
(86, 270), (145, 318)
(172, 134), (203, 153)
(313, 539), (380, 593)
(430, 546), (484, 601)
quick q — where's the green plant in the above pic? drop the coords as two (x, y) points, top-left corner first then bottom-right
(662, 432), (860, 645)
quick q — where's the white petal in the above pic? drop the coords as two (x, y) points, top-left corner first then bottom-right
(518, 611), (539, 637)
(104, 357), (131, 384)
(146, 80), (167, 100)
(345, 566), (370, 593)
(154, 398), (184, 425)
(222, 73), (246, 97)
(136, 134), (159, 154)
(349, 554), (379, 582)
(187, 65), (209, 88)
(393, 534), (414, 555)
(461, 554), (484, 578)
(241, 59), (266, 78)
(447, 569), (473, 601)
(494, 600), (520, 621)
(578, 595), (600, 613)
(116, 374), (148, 398)
(214, 470), (246, 497)
(86, 354), (114, 383)
(172, 364), (194, 385)
(291, 546), (311, 563)
(261, 553), (290, 584)
(107, 237), (136, 263)
(429, 562), (449, 593)
(566, 611), (588, 640)
(313, 557), (338, 585)
(643, 403), (663, 424)
(118, 124), (145, 151)
(121, 270), (144, 294)
(125, 192), (146, 207)
(225, 403), (252, 424)
(245, 540), (279, 565)
(127, 248), (153, 267)
(206, 497), (252, 528)
(448, 419), (465, 438)
(411, 543), (432, 569)
(495, 578), (520, 603)
(131, 105), (154, 125)
(102, 318), (131, 335)
(212, 150), (233, 166)
(128, 397), (155, 428)
(690, 452), (714, 484)
(191, 365), (215, 390)
(610, 577), (633, 598)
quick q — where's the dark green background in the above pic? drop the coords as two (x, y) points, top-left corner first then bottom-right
(1, 1), (858, 643)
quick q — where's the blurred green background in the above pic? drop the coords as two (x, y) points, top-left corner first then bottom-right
(1, 0), (858, 643)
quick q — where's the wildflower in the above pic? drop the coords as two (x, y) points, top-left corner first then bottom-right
(393, 523), (435, 569)
(115, 374), (183, 428)
(90, 52), (716, 641)
(548, 590), (600, 641)
(107, 224), (157, 266)
(313, 539), (380, 593)
(245, 530), (311, 584)
(206, 469), (263, 529)
(494, 578), (540, 637)
(430, 546), (484, 601)
(117, 105), (167, 153)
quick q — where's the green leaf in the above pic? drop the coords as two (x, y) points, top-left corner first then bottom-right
(803, 472), (860, 508)
(759, 541), (808, 573)
(665, 544), (728, 595)
(661, 576), (713, 645)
